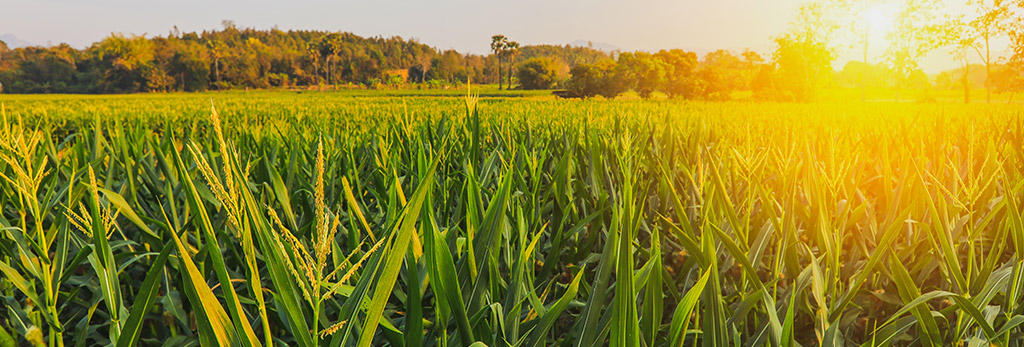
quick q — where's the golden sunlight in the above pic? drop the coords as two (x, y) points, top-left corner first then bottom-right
(862, 3), (898, 42)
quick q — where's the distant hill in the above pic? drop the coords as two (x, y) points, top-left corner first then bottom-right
(569, 40), (621, 53)
(0, 34), (34, 49)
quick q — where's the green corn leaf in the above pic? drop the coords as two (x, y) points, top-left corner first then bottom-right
(116, 243), (173, 347)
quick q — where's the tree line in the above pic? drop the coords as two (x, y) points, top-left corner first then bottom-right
(0, 22), (610, 94)
(4, 0), (1024, 100)
(564, 0), (1024, 102)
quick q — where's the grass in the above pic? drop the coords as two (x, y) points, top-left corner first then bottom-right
(0, 91), (1023, 346)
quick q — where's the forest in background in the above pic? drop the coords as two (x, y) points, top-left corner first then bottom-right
(0, 22), (611, 94)
(3, 0), (1024, 102)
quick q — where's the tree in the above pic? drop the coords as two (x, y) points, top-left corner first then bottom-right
(168, 43), (210, 91)
(0, 46), (81, 93)
(1009, 7), (1024, 96)
(501, 41), (520, 89)
(654, 49), (701, 98)
(517, 57), (562, 89)
(490, 35), (520, 89)
(772, 35), (835, 102)
(319, 33), (343, 87)
(839, 0), (894, 101)
(207, 39), (226, 88)
(837, 61), (891, 89)
(517, 44), (610, 67)
(0, 40), (7, 93)
(988, 63), (1024, 96)
(409, 43), (434, 83)
(740, 50), (765, 86)
(616, 51), (667, 98)
(698, 50), (746, 100)
(773, 0), (840, 102)
(949, 17), (975, 103)
(491, 35), (508, 89)
(566, 59), (623, 98)
(965, 0), (1012, 103)
(221, 20), (237, 31)
(0, 27), (494, 93)
(751, 64), (781, 100)
(884, 0), (950, 101)
(92, 34), (156, 93)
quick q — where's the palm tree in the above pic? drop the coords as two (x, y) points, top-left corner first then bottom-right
(503, 41), (520, 89)
(206, 39), (225, 89)
(306, 42), (319, 85)
(319, 34), (343, 88)
(491, 35), (508, 89)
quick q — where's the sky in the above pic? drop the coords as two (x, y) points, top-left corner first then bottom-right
(0, 0), (1008, 73)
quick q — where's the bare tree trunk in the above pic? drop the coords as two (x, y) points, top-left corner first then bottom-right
(986, 36), (991, 104)
(215, 58), (221, 90)
(497, 56), (503, 90)
(507, 54), (514, 89)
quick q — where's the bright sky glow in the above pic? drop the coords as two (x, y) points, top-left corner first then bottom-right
(864, 3), (898, 42)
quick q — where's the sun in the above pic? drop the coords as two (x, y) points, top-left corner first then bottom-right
(862, 3), (898, 37)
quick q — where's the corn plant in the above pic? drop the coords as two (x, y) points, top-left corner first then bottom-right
(0, 94), (1022, 346)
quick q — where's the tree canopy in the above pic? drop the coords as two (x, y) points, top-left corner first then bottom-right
(0, 28), (608, 94)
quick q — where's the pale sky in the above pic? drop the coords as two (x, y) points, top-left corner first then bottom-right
(0, 0), (1007, 73)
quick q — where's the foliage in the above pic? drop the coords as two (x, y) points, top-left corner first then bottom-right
(491, 35), (521, 90)
(768, 0), (840, 102)
(615, 52), (668, 98)
(964, 0), (1014, 102)
(0, 28), (492, 93)
(771, 34), (836, 102)
(565, 59), (624, 98)
(654, 49), (702, 98)
(883, 0), (952, 96)
(696, 50), (750, 100)
(517, 57), (563, 90)
(837, 61), (892, 89)
(516, 44), (611, 68)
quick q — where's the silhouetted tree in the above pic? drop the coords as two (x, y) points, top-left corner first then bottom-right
(884, 0), (951, 100)
(966, 0), (1012, 103)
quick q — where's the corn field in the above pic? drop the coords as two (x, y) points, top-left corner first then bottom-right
(1, 93), (1023, 346)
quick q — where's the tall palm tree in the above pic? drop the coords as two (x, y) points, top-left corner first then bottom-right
(503, 41), (520, 89)
(206, 39), (225, 89)
(491, 35), (508, 89)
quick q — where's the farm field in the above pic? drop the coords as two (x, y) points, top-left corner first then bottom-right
(1, 91), (1023, 347)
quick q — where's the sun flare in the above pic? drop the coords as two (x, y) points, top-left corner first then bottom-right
(863, 3), (898, 38)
